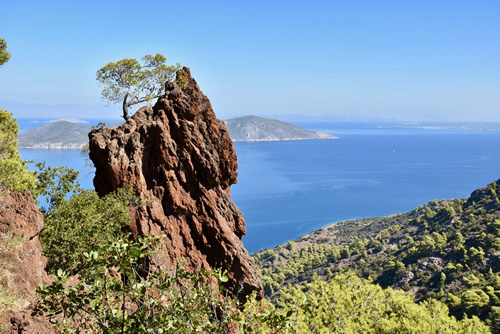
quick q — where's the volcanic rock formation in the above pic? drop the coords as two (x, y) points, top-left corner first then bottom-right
(89, 68), (263, 298)
(0, 188), (53, 333)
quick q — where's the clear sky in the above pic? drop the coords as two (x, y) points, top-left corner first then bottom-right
(1, 0), (499, 121)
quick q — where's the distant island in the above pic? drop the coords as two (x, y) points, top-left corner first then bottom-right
(18, 116), (336, 148)
(225, 115), (336, 141)
(18, 120), (90, 149)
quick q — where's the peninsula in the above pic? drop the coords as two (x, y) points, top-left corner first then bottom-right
(225, 115), (336, 141)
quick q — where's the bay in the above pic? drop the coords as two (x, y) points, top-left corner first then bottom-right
(19, 122), (500, 253)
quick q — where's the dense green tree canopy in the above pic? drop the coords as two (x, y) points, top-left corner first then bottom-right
(276, 273), (489, 333)
(0, 109), (18, 160)
(96, 54), (181, 120)
(0, 113), (40, 196)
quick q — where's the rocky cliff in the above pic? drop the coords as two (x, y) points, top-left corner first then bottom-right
(89, 68), (263, 299)
(0, 188), (53, 333)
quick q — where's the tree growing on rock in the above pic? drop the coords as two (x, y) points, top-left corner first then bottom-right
(96, 54), (181, 120)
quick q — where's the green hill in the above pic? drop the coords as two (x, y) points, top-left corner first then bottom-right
(225, 115), (336, 141)
(18, 121), (90, 149)
(254, 180), (500, 332)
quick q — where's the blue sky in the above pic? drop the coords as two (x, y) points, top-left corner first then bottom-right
(0, 1), (499, 121)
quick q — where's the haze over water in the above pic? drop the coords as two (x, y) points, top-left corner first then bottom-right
(19, 122), (500, 253)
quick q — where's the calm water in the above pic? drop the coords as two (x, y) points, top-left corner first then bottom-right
(19, 122), (500, 253)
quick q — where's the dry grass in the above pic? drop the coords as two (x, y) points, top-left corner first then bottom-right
(0, 234), (30, 316)
(0, 233), (28, 251)
(0, 283), (28, 315)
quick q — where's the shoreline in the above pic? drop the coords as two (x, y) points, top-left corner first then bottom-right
(231, 136), (338, 142)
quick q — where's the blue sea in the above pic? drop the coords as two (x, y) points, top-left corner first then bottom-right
(18, 120), (500, 253)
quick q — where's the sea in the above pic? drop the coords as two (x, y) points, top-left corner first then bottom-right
(17, 119), (500, 253)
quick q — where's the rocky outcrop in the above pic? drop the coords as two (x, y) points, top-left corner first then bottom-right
(0, 188), (53, 333)
(89, 68), (263, 299)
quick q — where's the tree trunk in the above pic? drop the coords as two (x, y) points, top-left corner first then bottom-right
(122, 92), (129, 120)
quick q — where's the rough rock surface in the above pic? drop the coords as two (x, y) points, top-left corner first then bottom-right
(89, 68), (263, 298)
(0, 188), (53, 333)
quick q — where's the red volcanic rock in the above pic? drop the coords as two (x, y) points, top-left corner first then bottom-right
(89, 68), (263, 299)
(0, 189), (53, 333)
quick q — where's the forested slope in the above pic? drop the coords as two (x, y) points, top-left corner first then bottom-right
(254, 180), (500, 332)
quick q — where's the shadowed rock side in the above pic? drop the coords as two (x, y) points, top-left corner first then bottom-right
(0, 189), (53, 333)
(89, 68), (263, 299)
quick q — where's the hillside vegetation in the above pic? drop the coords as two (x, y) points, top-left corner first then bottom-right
(254, 180), (500, 332)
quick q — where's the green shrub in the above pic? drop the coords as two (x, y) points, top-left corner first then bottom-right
(40, 188), (133, 275)
(0, 108), (38, 193)
(34, 235), (290, 333)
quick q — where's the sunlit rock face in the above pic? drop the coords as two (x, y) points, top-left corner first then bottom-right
(89, 68), (263, 299)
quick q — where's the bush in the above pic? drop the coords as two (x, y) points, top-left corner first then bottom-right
(34, 235), (290, 333)
(40, 188), (133, 275)
(0, 109), (37, 193)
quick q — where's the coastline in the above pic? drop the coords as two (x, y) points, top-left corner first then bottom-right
(231, 135), (338, 142)
(18, 143), (86, 149)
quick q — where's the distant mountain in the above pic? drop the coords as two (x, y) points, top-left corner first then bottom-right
(18, 121), (90, 149)
(225, 115), (336, 141)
